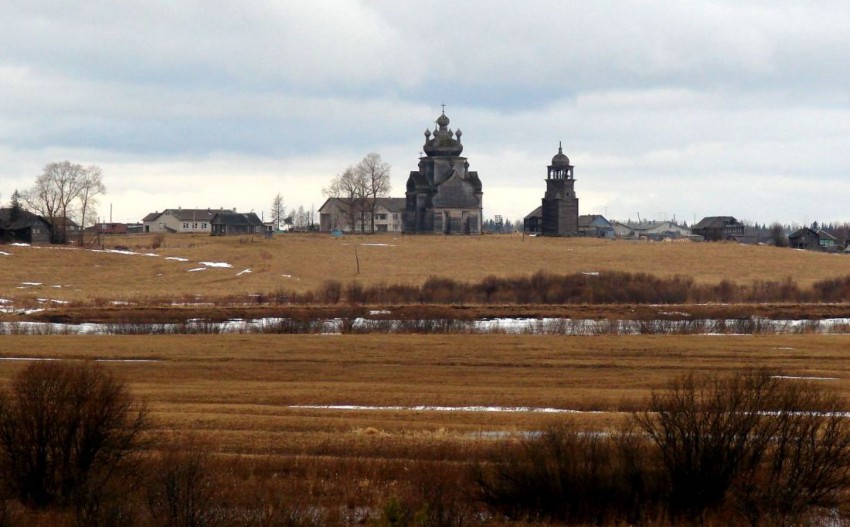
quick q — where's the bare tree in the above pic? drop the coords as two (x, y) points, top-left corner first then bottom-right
(356, 153), (391, 233)
(77, 165), (106, 246)
(769, 222), (789, 247)
(270, 192), (285, 231)
(0, 361), (147, 512)
(323, 166), (368, 232)
(21, 161), (104, 244)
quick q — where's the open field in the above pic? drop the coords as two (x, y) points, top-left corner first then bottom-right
(2, 333), (850, 457)
(2, 233), (850, 306)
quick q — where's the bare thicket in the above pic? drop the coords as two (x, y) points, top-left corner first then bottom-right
(636, 370), (850, 525)
(0, 361), (147, 514)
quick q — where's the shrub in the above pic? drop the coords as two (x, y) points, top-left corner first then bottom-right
(473, 423), (661, 525)
(0, 361), (148, 513)
(635, 370), (850, 525)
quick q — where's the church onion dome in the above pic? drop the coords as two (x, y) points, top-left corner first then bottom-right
(551, 141), (570, 167)
(423, 110), (464, 157)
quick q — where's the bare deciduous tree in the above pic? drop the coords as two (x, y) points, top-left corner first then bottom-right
(356, 153), (391, 233)
(769, 222), (789, 247)
(323, 166), (368, 232)
(21, 161), (105, 244)
(270, 192), (285, 231)
(0, 361), (147, 512)
(77, 165), (106, 246)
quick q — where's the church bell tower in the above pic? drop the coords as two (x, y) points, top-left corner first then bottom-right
(541, 142), (579, 236)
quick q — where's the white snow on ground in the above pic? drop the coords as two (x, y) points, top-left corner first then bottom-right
(165, 256), (189, 262)
(290, 404), (605, 414)
(10, 242), (29, 247)
(369, 310), (391, 315)
(582, 271), (600, 276)
(200, 261), (233, 268)
(281, 274), (294, 278)
(772, 375), (839, 381)
(0, 357), (160, 363)
(0, 251), (11, 256)
(0, 357), (57, 361)
(0, 299), (9, 304)
(187, 267), (206, 272)
(361, 243), (395, 247)
(20, 282), (42, 286)
(236, 268), (252, 276)
(37, 298), (69, 304)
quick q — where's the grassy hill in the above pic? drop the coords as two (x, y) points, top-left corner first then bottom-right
(1, 232), (849, 305)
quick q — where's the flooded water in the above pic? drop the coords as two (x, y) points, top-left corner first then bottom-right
(1, 316), (849, 336)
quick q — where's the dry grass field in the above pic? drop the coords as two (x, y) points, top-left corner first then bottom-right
(4, 235), (850, 524)
(2, 333), (849, 457)
(2, 233), (849, 306)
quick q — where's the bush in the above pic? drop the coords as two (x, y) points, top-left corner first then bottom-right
(0, 361), (148, 513)
(473, 423), (661, 524)
(635, 370), (850, 525)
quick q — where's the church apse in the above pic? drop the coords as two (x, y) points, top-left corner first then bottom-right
(403, 110), (483, 234)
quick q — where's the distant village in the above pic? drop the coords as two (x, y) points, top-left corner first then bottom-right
(1, 110), (849, 253)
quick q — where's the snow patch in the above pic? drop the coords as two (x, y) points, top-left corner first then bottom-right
(187, 267), (206, 272)
(10, 242), (29, 247)
(236, 268), (252, 276)
(361, 243), (395, 247)
(20, 282), (42, 286)
(0, 251), (11, 256)
(290, 404), (604, 414)
(772, 375), (839, 381)
(165, 256), (189, 262)
(200, 261), (232, 268)
(581, 272), (600, 276)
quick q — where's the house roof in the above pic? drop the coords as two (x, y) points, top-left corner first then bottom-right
(693, 216), (741, 229)
(143, 208), (230, 222)
(578, 215), (612, 228)
(0, 208), (49, 230)
(789, 227), (817, 239)
(319, 197), (406, 214)
(211, 212), (263, 226)
(377, 197), (407, 213)
(817, 229), (838, 241)
(524, 206), (542, 220)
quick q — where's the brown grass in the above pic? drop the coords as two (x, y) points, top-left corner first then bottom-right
(2, 333), (850, 457)
(2, 233), (849, 305)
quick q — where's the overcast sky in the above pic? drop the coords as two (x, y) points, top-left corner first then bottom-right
(2, 1), (850, 225)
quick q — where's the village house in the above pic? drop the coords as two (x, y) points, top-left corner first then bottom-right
(578, 215), (615, 238)
(210, 211), (266, 236)
(691, 216), (745, 241)
(0, 208), (51, 244)
(789, 227), (839, 251)
(523, 206), (543, 235)
(141, 208), (230, 234)
(319, 197), (406, 233)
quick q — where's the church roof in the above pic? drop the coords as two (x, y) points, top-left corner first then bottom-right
(423, 110), (464, 157)
(551, 142), (570, 167)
